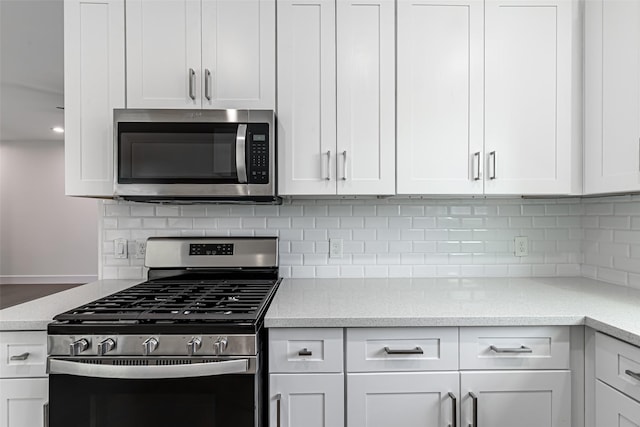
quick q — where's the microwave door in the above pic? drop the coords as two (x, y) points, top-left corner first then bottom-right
(235, 124), (248, 184)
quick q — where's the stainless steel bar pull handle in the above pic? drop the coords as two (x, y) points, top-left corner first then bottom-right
(468, 392), (478, 427)
(625, 369), (640, 382)
(298, 348), (312, 356)
(43, 402), (49, 427)
(324, 150), (331, 181)
(275, 393), (282, 427)
(383, 346), (424, 355)
(489, 345), (532, 354)
(489, 151), (496, 180)
(236, 124), (248, 184)
(342, 150), (347, 180)
(473, 152), (481, 181)
(448, 392), (457, 427)
(10, 352), (30, 361)
(188, 68), (196, 100)
(204, 69), (212, 101)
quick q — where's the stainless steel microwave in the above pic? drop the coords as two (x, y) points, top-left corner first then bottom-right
(113, 109), (278, 203)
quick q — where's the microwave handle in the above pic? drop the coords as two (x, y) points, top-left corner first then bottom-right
(236, 124), (248, 184)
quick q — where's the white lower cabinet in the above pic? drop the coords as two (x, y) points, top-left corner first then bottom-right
(269, 374), (344, 427)
(461, 371), (571, 427)
(347, 372), (458, 427)
(594, 332), (640, 427)
(269, 326), (572, 427)
(596, 380), (640, 427)
(0, 332), (48, 427)
(0, 378), (48, 427)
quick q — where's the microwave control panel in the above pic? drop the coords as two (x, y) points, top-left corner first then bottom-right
(248, 124), (269, 184)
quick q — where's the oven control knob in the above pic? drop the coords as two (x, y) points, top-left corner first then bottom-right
(69, 338), (90, 356)
(213, 337), (228, 355)
(187, 337), (202, 356)
(98, 338), (116, 356)
(142, 337), (159, 356)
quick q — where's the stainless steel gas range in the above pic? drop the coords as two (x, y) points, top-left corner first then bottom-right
(46, 237), (281, 427)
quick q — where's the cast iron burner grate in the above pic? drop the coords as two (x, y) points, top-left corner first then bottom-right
(53, 279), (278, 323)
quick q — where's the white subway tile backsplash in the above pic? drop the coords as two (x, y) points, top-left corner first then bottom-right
(99, 197), (626, 283)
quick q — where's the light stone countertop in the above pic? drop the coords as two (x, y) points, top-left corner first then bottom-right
(0, 280), (140, 331)
(265, 277), (640, 347)
(4, 277), (640, 348)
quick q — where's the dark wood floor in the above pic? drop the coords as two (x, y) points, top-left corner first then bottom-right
(0, 284), (84, 309)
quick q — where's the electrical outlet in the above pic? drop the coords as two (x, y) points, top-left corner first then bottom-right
(134, 240), (147, 259)
(514, 236), (528, 257)
(329, 238), (343, 258)
(114, 238), (128, 259)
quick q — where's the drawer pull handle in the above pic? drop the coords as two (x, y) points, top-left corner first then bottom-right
(489, 345), (532, 354)
(625, 369), (640, 382)
(10, 352), (30, 361)
(469, 392), (478, 427)
(448, 392), (457, 427)
(384, 346), (424, 355)
(298, 348), (312, 356)
(275, 393), (282, 427)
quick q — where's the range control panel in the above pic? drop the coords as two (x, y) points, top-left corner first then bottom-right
(189, 243), (234, 256)
(248, 123), (270, 184)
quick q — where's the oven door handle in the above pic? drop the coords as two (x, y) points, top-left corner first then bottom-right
(236, 124), (248, 184)
(48, 358), (249, 379)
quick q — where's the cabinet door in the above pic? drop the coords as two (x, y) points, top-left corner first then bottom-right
(347, 372), (459, 427)
(336, 0), (395, 195)
(484, 0), (574, 195)
(126, 0), (201, 108)
(201, 0), (275, 109)
(269, 374), (344, 427)
(64, 0), (125, 197)
(277, 0), (337, 195)
(396, 0), (484, 195)
(584, 0), (640, 194)
(461, 371), (571, 427)
(596, 380), (640, 427)
(0, 378), (48, 427)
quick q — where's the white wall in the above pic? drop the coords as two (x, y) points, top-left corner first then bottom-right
(0, 140), (98, 284)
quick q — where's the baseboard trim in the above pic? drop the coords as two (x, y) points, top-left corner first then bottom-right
(0, 275), (98, 285)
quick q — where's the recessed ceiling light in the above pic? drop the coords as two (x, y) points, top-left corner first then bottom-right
(52, 127), (64, 133)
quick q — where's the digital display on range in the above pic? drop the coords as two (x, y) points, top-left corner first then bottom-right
(189, 243), (234, 256)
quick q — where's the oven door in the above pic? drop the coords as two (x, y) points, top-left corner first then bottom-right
(47, 357), (259, 427)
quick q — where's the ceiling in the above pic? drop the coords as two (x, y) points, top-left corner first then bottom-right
(0, 0), (64, 142)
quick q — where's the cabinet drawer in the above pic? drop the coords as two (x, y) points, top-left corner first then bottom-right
(269, 328), (343, 373)
(346, 327), (458, 372)
(0, 331), (47, 378)
(459, 326), (570, 370)
(596, 332), (640, 402)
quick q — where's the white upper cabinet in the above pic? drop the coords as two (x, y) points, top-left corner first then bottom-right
(484, 0), (580, 195)
(201, 0), (276, 109)
(397, 0), (484, 195)
(336, 0), (395, 195)
(64, 0), (125, 197)
(397, 0), (580, 196)
(584, 0), (640, 195)
(126, 0), (275, 109)
(277, 0), (337, 195)
(277, 0), (395, 196)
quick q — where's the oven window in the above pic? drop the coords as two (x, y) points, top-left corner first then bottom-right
(50, 374), (255, 427)
(118, 123), (239, 184)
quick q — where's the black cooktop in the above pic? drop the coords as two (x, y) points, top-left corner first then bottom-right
(49, 276), (281, 335)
